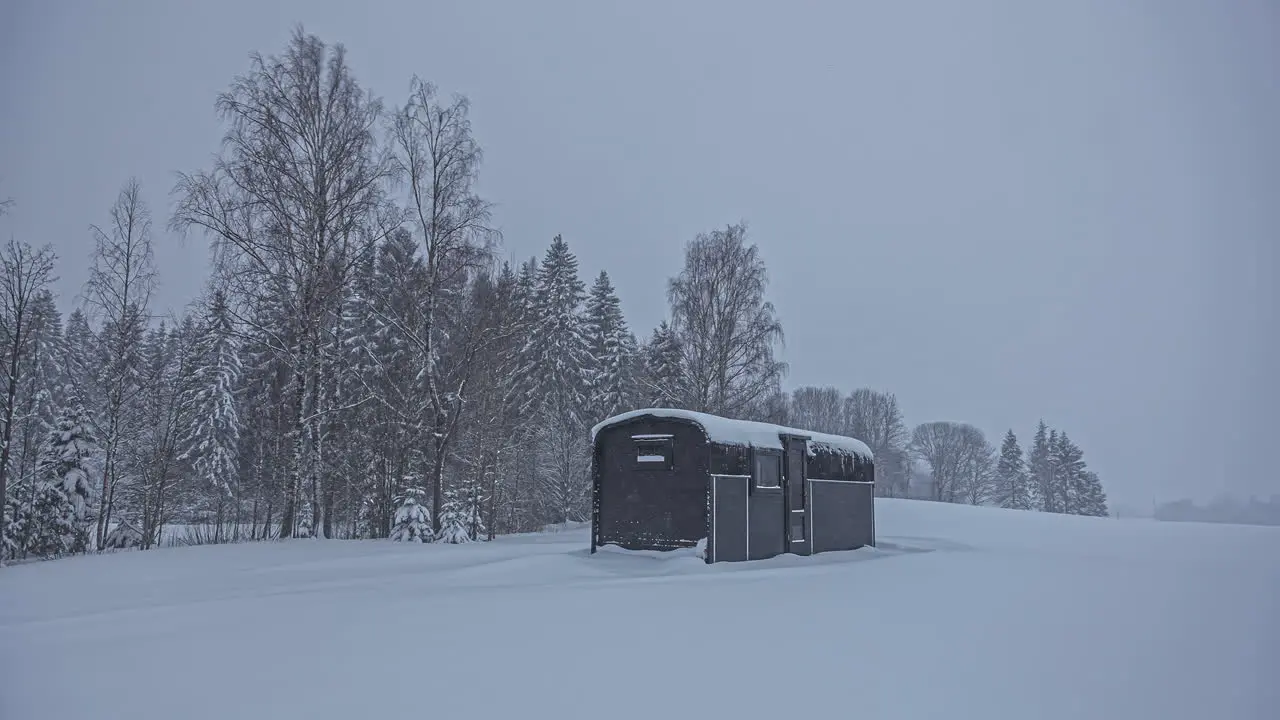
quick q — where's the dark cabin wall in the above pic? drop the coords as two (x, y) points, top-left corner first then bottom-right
(708, 474), (748, 562)
(809, 481), (875, 552)
(706, 443), (750, 562)
(594, 418), (709, 551)
(710, 444), (786, 562)
(748, 483), (786, 560)
(806, 451), (876, 553)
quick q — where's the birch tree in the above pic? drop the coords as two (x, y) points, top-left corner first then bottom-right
(667, 223), (785, 419)
(85, 178), (156, 548)
(388, 76), (498, 530)
(173, 26), (394, 537)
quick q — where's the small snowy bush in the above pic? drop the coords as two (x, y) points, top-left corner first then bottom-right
(103, 521), (144, 550)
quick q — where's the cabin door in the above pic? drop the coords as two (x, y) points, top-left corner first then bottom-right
(783, 438), (809, 554)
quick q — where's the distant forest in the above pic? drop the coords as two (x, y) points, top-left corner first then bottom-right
(1155, 495), (1280, 527)
(0, 28), (1107, 563)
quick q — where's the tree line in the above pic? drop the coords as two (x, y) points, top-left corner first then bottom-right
(0, 27), (1106, 563)
(783, 386), (1108, 517)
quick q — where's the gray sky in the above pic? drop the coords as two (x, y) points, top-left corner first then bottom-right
(1, 0), (1276, 511)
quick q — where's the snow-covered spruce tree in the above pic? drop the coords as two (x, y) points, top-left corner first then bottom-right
(61, 309), (99, 405)
(179, 290), (242, 535)
(124, 322), (187, 547)
(1077, 470), (1109, 517)
(2, 291), (65, 562)
(234, 289), (295, 542)
(0, 237), (57, 565)
(389, 488), (433, 542)
(436, 486), (472, 544)
(26, 399), (97, 556)
(1050, 431), (1086, 515)
(465, 478), (488, 542)
(453, 265), (522, 540)
(498, 257), (546, 534)
(516, 236), (593, 525)
(1027, 420), (1054, 512)
(583, 270), (637, 424)
(333, 251), (381, 539)
(639, 320), (683, 408)
(994, 429), (1036, 510)
(102, 519), (143, 550)
(2, 293), (65, 561)
(366, 229), (430, 534)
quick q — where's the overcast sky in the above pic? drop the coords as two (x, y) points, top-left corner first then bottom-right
(1, 0), (1276, 511)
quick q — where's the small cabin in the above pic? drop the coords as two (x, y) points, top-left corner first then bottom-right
(590, 408), (875, 563)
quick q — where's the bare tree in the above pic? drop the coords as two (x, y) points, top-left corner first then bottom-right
(909, 421), (994, 504)
(790, 386), (844, 433)
(0, 237), (57, 564)
(667, 223), (786, 419)
(173, 27), (395, 537)
(844, 388), (910, 496)
(387, 76), (499, 529)
(85, 177), (158, 548)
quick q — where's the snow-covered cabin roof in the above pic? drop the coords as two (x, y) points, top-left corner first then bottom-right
(591, 408), (874, 462)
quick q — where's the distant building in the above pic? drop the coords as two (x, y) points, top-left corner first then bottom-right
(591, 408), (877, 563)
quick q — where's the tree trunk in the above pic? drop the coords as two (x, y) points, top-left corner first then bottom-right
(430, 436), (447, 533)
(280, 361), (308, 538)
(0, 345), (21, 563)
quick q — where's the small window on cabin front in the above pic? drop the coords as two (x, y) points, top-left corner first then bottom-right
(634, 437), (674, 470)
(755, 453), (781, 489)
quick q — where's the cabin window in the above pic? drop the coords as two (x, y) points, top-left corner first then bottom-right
(755, 453), (781, 489)
(633, 436), (674, 471)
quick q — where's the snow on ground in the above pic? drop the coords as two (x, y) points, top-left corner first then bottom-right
(2, 500), (1277, 720)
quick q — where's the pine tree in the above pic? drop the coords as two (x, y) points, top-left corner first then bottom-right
(126, 321), (193, 546)
(465, 479), (488, 542)
(1050, 431), (1086, 515)
(1027, 420), (1053, 512)
(640, 321), (684, 407)
(61, 309), (98, 412)
(437, 486), (472, 544)
(23, 481), (85, 558)
(518, 236), (591, 423)
(4, 291), (65, 560)
(388, 488), (433, 542)
(334, 250), (381, 539)
(1077, 470), (1110, 517)
(994, 430), (1036, 510)
(26, 399), (97, 556)
(516, 236), (594, 525)
(179, 291), (242, 528)
(236, 289), (294, 542)
(583, 270), (636, 423)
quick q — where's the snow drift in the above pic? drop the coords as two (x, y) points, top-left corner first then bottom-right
(1, 499), (1276, 720)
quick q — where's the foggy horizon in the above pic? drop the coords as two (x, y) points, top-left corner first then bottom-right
(2, 0), (1276, 511)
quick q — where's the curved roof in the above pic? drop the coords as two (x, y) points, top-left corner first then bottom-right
(591, 408), (874, 462)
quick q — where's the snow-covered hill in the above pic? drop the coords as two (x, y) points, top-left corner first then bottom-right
(2, 499), (1276, 720)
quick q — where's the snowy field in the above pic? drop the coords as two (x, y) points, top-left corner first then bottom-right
(2, 500), (1277, 720)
